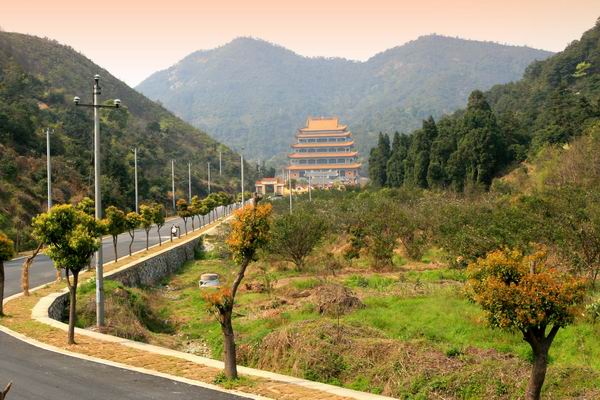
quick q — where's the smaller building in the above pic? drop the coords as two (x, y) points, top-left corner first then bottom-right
(255, 177), (285, 196)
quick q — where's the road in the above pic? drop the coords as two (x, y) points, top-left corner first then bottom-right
(3, 205), (229, 297)
(1, 204), (244, 400)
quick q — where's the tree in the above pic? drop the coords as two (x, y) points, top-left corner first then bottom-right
(139, 205), (154, 250)
(190, 195), (203, 230)
(205, 200), (272, 379)
(32, 205), (102, 344)
(124, 212), (142, 256)
(0, 382), (12, 400)
(104, 206), (127, 261)
(368, 133), (390, 186)
(21, 242), (43, 296)
(466, 248), (587, 400)
(269, 206), (327, 270)
(153, 203), (165, 245)
(386, 132), (410, 187)
(176, 199), (191, 234)
(76, 197), (95, 216)
(0, 232), (16, 316)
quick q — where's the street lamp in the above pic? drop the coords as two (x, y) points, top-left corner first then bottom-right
(46, 128), (54, 210)
(133, 147), (139, 213)
(74, 74), (121, 329)
(240, 150), (245, 206)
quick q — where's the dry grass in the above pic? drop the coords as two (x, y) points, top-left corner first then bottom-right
(0, 220), (354, 400)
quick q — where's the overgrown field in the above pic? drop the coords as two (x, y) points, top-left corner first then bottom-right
(76, 234), (600, 399)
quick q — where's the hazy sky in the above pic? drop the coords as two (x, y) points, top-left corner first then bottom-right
(3, 1), (599, 86)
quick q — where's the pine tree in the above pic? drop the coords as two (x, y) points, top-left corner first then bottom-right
(368, 133), (391, 186)
(386, 132), (410, 187)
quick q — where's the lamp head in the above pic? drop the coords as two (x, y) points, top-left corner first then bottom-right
(114, 99), (121, 108)
(73, 96), (80, 105)
(94, 74), (100, 82)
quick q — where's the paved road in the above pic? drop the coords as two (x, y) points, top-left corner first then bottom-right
(4, 205), (230, 297)
(0, 332), (249, 400)
(1, 203), (243, 400)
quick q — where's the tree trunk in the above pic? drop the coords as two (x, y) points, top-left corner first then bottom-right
(145, 230), (149, 250)
(191, 217), (195, 231)
(113, 236), (118, 262)
(21, 243), (43, 296)
(184, 218), (188, 235)
(66, 269), (79, 345)
(0, 260), (5, 316)
(526, 346), (549, 400)
(157, 227), (162, 246)
(128, 231), (134, 256)
(0, 382), (12, 400)
(221, 310), (238, 379)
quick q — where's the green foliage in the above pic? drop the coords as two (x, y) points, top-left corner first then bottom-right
(269, 206), (327, 270)
(104, 205), (126, 237)
(0, 232), (15, 261)
(32, 204), (102, 273)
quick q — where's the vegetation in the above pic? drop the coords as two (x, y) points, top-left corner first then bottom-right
(268, 205), (327, 270)
(205, 201), (272, 379)
(466, 248), (587, 400)
(0, 232), (15, 315)
(104, 205), (126, 261)
(124, 211), (142, 256)
(0, 31), (253, 251)
(371, 19), (600, 191)
(32, 203), (102, 344)
(137, 35), (551, 162)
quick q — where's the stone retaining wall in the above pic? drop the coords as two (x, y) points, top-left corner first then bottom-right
(47, 236), (202, 321)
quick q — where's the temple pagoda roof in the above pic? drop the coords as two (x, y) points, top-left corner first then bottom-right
(299, 117), (347, 132)
(288, 151), (358, 159)
(296, 131), (352, 138)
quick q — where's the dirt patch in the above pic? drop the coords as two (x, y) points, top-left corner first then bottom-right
(314, 284), (364, 316)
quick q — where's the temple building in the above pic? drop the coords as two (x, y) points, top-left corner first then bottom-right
(255, 177), (285, 196)
(287, 117), (361, 185)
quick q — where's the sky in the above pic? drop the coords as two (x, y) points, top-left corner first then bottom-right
(3, 1), (600, 87)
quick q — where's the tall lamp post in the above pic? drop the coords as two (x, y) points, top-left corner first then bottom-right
(188, 162), (192, 201)
(46, 128), (54, 210)
(240, 151), (245, 206)
(74, 74), (121, 329)
(207, 162), (211, 194)
(133, 147), (139, 213)
(171, 159), (176, 213)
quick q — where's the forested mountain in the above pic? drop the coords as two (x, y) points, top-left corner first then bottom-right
(0, 32), (251, 250)
(370, 18), (600, 191)
(137, 36), (552, 162)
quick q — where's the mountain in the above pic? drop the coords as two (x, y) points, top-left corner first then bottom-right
(373, 18), (600, 191)
(137, 35), (553, 162)
(0, 32), (250, 250)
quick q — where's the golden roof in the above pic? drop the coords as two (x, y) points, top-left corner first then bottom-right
(299, 117), (347, 132)
(288, 152), (358, 159)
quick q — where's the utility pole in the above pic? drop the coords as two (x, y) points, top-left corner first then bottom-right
(288, 170), (293, 214)
(134, 147), (139, 213)
(46, 128), (53, 210)
(188, 162), (192, 201)
(74, 75), (121, 329)
(240, 152), (244, 206)
(171, 159), (176, 213)
(219, 151), (222, 176)
(207, 162), (211, 194)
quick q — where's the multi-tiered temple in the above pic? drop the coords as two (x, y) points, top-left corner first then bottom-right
(287, 117), (361, 185)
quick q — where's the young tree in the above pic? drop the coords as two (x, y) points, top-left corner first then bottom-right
(269, 207), (327, 270)
(466, 248), (587, 400)
(190, 195), (202, 230)
(104, 205), (127, 261)
(124, 211), (142, 256)
(0, 232), (16, 316)
(21, 242), (43, 296)
(76, 197), (95, 216)
(32, 205), (102, 344)
(139, 205), (154, 250)
(153, 203), (166, 245)
(205, 200), (272, 379)
(176, 199), (191, 235)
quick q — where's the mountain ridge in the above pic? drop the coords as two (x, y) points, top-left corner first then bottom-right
(137, 35), (553, 162)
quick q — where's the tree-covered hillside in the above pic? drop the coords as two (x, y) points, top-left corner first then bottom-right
(137, 36), (552, 162)
(0, 32), (252, 250)
(371, 18), (600, 191)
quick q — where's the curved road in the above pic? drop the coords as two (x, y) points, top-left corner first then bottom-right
(1, 204), (246, 400)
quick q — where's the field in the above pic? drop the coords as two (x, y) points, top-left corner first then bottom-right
(76, 231), (600, 399)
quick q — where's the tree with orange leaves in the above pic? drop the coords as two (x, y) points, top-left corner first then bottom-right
(466, 248), (587, 400)
(205, 198), (272, 379)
